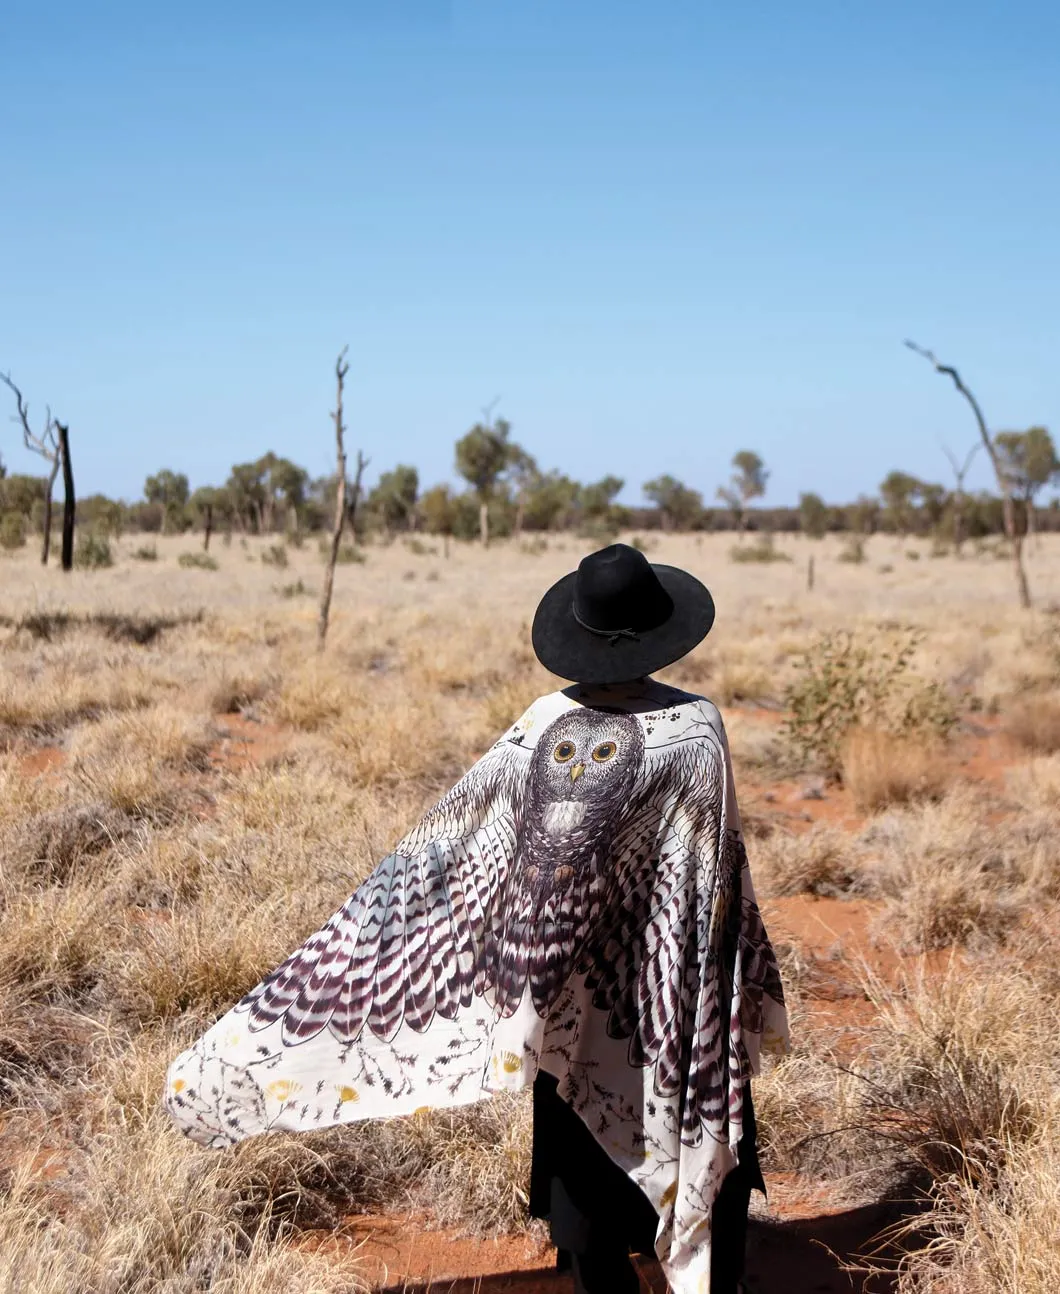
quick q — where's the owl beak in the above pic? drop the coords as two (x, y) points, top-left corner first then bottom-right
(569, 762), (586, 783)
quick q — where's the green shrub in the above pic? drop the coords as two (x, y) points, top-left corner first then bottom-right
(729, 534), (792, 564)
(278, 579), (312, 598)
(132, 544), (158, 562)
(336, 543), (366, 565)
(261, 543), (288, 568)
(519, 536), (548, 556)
(906, 549), (921, 561)
(1, 513), (27, 550)
(837, 537), (866, 564)
(74, 533), (114, 569)
(178, 552), (219, 571)
(783, 628), (957, 776)
(404, 537), (435, 556)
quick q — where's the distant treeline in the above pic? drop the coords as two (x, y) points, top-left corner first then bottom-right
(2, 421), (1057, 551)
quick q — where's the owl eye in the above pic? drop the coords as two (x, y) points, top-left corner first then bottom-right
(553, 741), (577, 763)
(592, 741), (617, 763)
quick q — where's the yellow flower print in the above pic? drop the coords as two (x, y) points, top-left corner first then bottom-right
(659, 1180), (678, 1209)
(266, 1080), (301, 1102)
(171, 1078), (185, 1094)
(335, 1085), (360, 1104)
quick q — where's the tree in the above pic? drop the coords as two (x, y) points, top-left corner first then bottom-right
(506, 445), (538, 539)
(879, 471), (927, 535)
(994, 426), (1058, 539)
(368, 464), (419, 534)
(717, 451), (769, 530)
(643, 475), (704, 531)
(144, 469), (190, 534)
(940, 441), (981, 553)
(419, 483), (458, 556)
(577, 475), (628, 537)
(521, 472), (580, 532)
(1, 371), (63, 565)
(190, 486), (232, 551)
(318, 348), (367, 649)
(454, 409), (515, 547)
(798, 492), (829, 539)
(906, 341), (1032, 608)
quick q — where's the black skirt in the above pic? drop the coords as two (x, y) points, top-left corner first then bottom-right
(529, 1070), (764, 1258)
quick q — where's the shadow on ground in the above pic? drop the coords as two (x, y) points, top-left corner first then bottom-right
(380, 1199), (908, 1293)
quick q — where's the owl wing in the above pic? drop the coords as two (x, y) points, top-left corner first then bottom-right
(235, 734), (531, 1047)
(579, 729), (760, 1144)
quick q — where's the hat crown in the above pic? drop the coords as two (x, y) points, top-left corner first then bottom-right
(573, 544), (674, 633)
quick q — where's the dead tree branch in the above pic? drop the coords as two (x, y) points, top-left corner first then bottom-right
(905, 341), (1030, 607)
(1, 371), (62, 565)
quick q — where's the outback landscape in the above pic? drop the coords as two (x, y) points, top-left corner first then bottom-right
(1, 529), (1058, 1293)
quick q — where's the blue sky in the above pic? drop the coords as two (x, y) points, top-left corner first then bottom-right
(2, 1), (1057, 507)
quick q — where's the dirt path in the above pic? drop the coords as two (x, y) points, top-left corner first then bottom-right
(335, 1193), (905, 1293)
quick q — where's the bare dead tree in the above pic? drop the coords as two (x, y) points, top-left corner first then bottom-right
(56, 421), (75, 571)
(318, 348), (350, 649)
(905, 341), (1030, 608)
(318, 349), (370, 650)
(1, 372), (61, 565)
(940, 439), (981, 554)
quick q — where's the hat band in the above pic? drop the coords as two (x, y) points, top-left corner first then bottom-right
(572, 605), (641, 646)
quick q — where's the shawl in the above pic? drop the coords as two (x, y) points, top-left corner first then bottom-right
(165, 680), (789, 1293)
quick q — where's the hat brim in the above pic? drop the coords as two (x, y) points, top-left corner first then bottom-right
(531, 563), (715, 685)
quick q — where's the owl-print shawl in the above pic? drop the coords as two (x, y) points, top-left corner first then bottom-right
(165, 679), (789, 1294)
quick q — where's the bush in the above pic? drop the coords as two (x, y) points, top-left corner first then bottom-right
(336, 543), (365, 565)
(261, 543), (288, 568)
(74, 533), (114, 569)
(404, 537), (435, 556)
(278, 579), (312, 599)
(729, 534), (792, 564)
(132, 544), (158, 562)
(837, 537), (866, 564)
(178, 552), (219, 571)
(0, 513), (26, 550)
(783, 628), (957, 776)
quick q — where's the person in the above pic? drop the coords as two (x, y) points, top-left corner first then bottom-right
(165, 542), (789, 1294)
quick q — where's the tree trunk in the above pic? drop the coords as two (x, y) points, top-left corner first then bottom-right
(515, 501), (525, 540)
(479, 499), (489, 548)
(203, 504), (213, 552)
(952, 495), (965, 554)
(57, 423), (75, 572)
(41, 457), (59, 565)
(807, 555), (815, 592)
(443, 531), (450, 560)
(1003, 495), (1031, 609)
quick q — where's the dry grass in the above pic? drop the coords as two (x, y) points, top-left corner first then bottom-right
(1, 532), (1059, 1286)
(753, 824), (862, 897)
(1004, 694), (1060, 752)
(840, 727), (952, 813)
(858, 790), (1060, 950)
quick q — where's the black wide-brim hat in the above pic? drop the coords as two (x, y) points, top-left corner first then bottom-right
(532, 543), (715, 685)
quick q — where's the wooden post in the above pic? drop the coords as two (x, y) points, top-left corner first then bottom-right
(203, 503), (213, 552)
(807, 555), (815, 592)
(56, 422), (75, 572)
